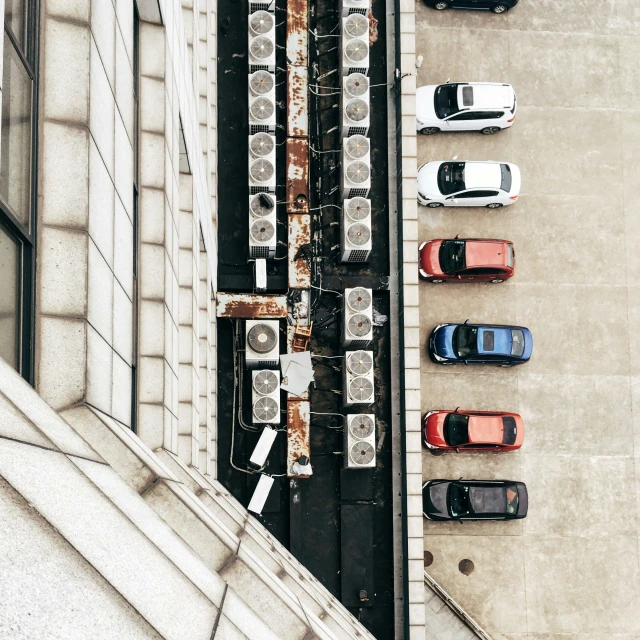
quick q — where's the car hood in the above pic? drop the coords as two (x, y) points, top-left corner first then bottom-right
(417, 162), (442, 199)
(431, 325), (457, 359)
(419, 241), (444, 276)
(425, 482), (450, 518)
(416, 85), (438, 123)
(425, 412), (448, 446)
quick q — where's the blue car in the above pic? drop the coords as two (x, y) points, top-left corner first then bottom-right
(428, 321), (532, 366)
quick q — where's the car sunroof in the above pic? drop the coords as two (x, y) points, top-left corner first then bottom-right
(461, 86), (474, 107)
(482, 331), (494, 351)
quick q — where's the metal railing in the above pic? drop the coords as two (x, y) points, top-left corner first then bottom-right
(423, 571), (494, 640)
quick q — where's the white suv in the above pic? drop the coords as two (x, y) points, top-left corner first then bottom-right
(416, 82), (517, 135)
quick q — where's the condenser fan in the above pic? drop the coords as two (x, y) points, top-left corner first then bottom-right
(250, 35), (274, 60)
(248, 323), (278, 353)
(344, 38), (368, 64)
(249, 70), (274, 96)
(347, 350), (373, 375)
(344, 73), (369, 97)
(250, 219), (275, 243)
(346, 222), (371, 247)
(344, 13), (369, 38)
(345, 161), (370, 185)
(347, 287), (372, 312)
(249, 10), (274, 35)
(345, 98), (369, 123)
(345, 135), (370, 160)
(348, 314), (372, 337)
(349, 441), (375, 466)
(349, 414), (375, 440)
(250, 158), (275, 183)
(346, 197), (370, 221)
(250, 96), (275, 121)
(250, 132), (274, 158)
(250, 193), (275, 218)
(253, 396), (279, 422)
(349, 376), (374, 403)
(253, 370), (279, 395)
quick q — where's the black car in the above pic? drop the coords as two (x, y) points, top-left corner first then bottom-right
(425, 0), (518, 14)
(423, 479), (528, 521)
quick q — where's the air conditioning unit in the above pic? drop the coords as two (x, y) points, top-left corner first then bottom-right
(343, 72), (369, 100)
(249, 10), (275, 37)
(250, 0), (275, 13)
(344, 196), (371, 224)
(341, 0), (369, 17)
(342, 13), (369, 40)
(249, 192), (277, 259)
(342, 287), (373, 348)
(342, 157), (370, 200)
(249, 132), (276, 162)
(343, 350), (375, 407)
(249, 155), (276, 195)
(344, 414), (376, 469)
(340, 218), (371, 263)
(343, 135), (370, 165)
(249, 70), (275, 99)
(342, 37), (369, 76)
(249, 94), (276, 135)
(252, 369), (281, 425)
(245, 320), (280, 368)
(343, 98), (370, 137)
(249, 33), (276, 73)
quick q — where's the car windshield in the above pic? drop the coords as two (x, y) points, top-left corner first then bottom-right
(500, 164), (512, 192)
(434, 84), (459, 119)
(511, 329), (525, 357)
(439, 240), (466, 274)
(437, 162), (465, 196)
(454, 325), (478, 357)
(505, 484), (519, 514)
(502, 416), (517, 445)
(506, 243), (515, 268)
(449, 484), (473, 518)
(444, 414), (469, 446)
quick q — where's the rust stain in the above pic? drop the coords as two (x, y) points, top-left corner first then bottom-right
(288, 214), (311, 289)
(287, 67), (308, 139)
(216, 293), (288, 318)
(286, 138), (309, 213)
(286, 0), (308, 67)
(287, 399), (311, 478)
(368, 9), (379, 45)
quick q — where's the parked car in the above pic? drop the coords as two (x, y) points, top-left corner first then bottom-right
(423, 479), (528, 521)
(423, 0), (518, 14)
(417, 161), (520, 208)
(423, 409), (524, 451)
(428, 321), (533, 366)
(417, 82), (516, 135)
(419, 237), (515, 283)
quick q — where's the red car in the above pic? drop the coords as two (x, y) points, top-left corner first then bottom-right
(419, 237), (515, 283)
(423, 409), (524, 452)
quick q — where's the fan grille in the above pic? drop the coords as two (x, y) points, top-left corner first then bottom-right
(347, 350), (373, 375)
(349, 376), (374, 403)
(250, 96), (275, 122)
(248, 323), (278, 353)
(250, 35), (274, 61)
(347, 287), (372, 312)
(249, 10), (274, 35)
(249, 70), (274, 96)
(349, 414), (375, 439)
(253, 370), (279, 395)
(345, 197), (370, 221)
(250, 158), (275, 183)
(253, 396), (279, 422)
(250, 192), (275, 218)
(348, 313), (372, 337)
(346, 222), (371, 247)
(344, 98), (369, 123)
(250, 132), (274, 158)
(349, 441), (375, 465)
(344, 38), (368, 64)
(344, 73), (369, 97)
(250, 219), (275, 243)
(345, 161), (370, 186)
(344, 13), (369, 38)
(345, 134), (370, 160)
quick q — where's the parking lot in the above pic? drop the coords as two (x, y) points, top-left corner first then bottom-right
(416, 1), (640, 637)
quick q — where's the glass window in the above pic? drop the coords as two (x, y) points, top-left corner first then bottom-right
(4, 0), (26, 48)
(448, 484), (472, 518)
(457, 190), (499, 199)
(0, 35), (32, 228)
(502, 416), (517, 445)
(454, 325), (478, 357)
(500, 164), (512, 192)
(434, 84), (459, 119)
(444, 414), (469, 446)
(511, 329), (525, 357)
(439, 240), (466, 274)
(0, 224), (20, 368)
(446, 112), (471, 121)
(437, 162), (465, 195)
(506, 243), (515, 268)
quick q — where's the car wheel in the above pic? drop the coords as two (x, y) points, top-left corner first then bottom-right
(430, 279), (444, 284)
(429, 448), (447, 456)
(480, 126), (501, 135)
(433, 1), (449, 9)
(490, 279), (504, 284)
(427, 202), (444, 208)
(492, 4), (508, 12)
(486, 203), (503, 209)
(419, 127), (440, 135)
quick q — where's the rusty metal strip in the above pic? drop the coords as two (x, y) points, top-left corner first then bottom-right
(287, 399), (311, 478)
(287, 67), (308, 139)
(288, 214), (311, 290)
(286, 0), (308, 67)
(215, 293), (288, 318)
(286, 138), (309, 213)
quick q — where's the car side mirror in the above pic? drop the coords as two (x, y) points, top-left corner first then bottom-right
(454, 234), (460, 239)
(458, 519), (463, 525)
(454, 406), (460, 413)
(457, 275), (462, 280)
(445, 77), (451, 84)
(464, 360), (469, 365)
(455, 447), (460, 453)
(463, 319), (469, 325)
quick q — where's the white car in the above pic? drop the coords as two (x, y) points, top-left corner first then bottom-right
(417, 161), (521, 208)
(416, 82), (517, 135)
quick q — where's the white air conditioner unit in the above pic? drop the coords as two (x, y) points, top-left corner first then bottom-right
(342, 98), (370, 137)
(249, 132), (276, 162)
(342, 157), (370, 200)
(247, 474), (274, 515)
(342, 37), (369, 76)
(344, 196), (371, 224)
(343, 350), (375, 407)
(343, 134), (370, 164)
(249, 155), (276, 195)
(249, 10), (275, 37)
(249, 70), (275, 98)
(250, 0), (275, 14)
(245, 320), (280, 368)
(249, 94), (276, 135)
(342, 13), (369, 40)
(342, 287), (373, 348)
(341, 0), (369, 17)
(252, 369), (281, 425)
(249, 192), (277, 258)
(343, 73), (370, 100)
(249, 33), (276, 73)
(344, 414), (376, 469)
(340, 218), (371, 263)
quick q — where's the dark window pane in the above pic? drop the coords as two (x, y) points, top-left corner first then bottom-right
(0, 36), (32, 228)
(4, 0), (26, 49)
(0, 224), (20, 369)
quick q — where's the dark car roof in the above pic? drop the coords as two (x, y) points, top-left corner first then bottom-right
(470, 486), (507, 514)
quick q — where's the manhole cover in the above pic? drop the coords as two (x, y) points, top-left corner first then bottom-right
(424, 551), (433, 567)
(458, 559), (474, 576)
